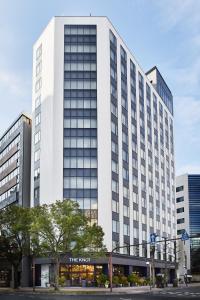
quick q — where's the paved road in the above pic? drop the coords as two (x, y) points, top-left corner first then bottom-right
(0, 286), (200, 300)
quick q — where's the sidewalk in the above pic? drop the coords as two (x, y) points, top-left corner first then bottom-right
(0, 285), (157, 295)
(0, 283), (200, 295)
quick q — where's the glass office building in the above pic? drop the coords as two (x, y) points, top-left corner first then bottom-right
(176, 174), (200, 275)
(0, 113), (32, 287)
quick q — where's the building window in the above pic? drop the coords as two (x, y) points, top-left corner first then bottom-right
(35, 113), (41, 126)
(34, 167), (40, 181)
(133, 209), (139, 221)
(176, 185), (184, 192)
(36, 44), (42, 60)
(35, 78), (42, 92)
(35, 95), (41, 109)
(123, 224), (130, 236)
(177, 207), (184, 213)
(111, 121), (118, 135)
(112, 160), (118, 173)
(177, 229), (185, 235)
(112, 200), (119, 213)
(112, 220), (119, 233)
(34, 131), (41, 144)
(111, 141), (118, 154)
(123, 205), (129, 217)
(176, 196), (184, 203)
(112, 179), (118, 193)
(34, 149), (40, 162)
(177, 218), (185, 224)
(123, 186), (130, 199)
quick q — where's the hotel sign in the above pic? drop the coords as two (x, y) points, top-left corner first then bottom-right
(68, 257), (91, 263)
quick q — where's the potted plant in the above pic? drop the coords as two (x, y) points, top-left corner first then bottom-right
(120, 275), (128, 287)
(104, 280), (109, 288)
(96, 274), (108, 287)
(112, 275), (119, 287)
(138, 277), (145, 286)
(128, 273), (140, 286)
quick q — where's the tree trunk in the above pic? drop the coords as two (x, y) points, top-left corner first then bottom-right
(54, 256), (60, 290)
(13, 265), (19, 289)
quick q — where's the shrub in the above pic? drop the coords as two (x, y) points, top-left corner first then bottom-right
(113, 275), (119, 286)
(128, 273), (140, 285)
(119, 275), (129, 286)
(96, 274), (108, 286)
(58, 275), (65, 286)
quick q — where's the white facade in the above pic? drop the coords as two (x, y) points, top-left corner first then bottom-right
(176, 174), (191, 275)
(31, 16), (176, 258)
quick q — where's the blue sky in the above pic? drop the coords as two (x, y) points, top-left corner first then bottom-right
(0, 0), (200, 175)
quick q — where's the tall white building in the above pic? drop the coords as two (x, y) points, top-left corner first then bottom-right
(31, 16), (176, 282)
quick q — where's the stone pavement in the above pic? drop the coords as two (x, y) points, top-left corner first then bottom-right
(0, 283), (199, 295)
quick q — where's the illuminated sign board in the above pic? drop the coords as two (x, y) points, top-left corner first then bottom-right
(68, 257), (91, 263)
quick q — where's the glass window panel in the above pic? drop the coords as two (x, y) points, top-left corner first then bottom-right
(64, 100), (71, 108)
(91, 178), (97, 188)
(84, 100), (90, 108)
(83, 158), (90, 168)
(71, 27), (77, 34)
(64, 81), (71, 89)
(90, 158), (97, 168)
(77, 158), (84, 168)
(84, 119), (90, 128)
(77, 177), (84, 188)
(84, 199), (90, 209)
(77, 63), (84, 71)
(91, 138), (97, 147)
(71, 45), (77, 52)
(77, 199), (84, 209)
(77, 119), (84, 128)
(64, 119), (71, 128)
(90, 64), (96, 71)
(84, 81), (90, 89)
(64, 45), (71, 52)
(91, 100), (97, 108)
(77, 81), (84, 89)
(91, 199), (97, 209)
(84, 178), (91, 188)
(84, 138), (90, 148)
(77, 27), (84, 34)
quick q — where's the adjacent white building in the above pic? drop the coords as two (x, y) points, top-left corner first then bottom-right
(31, 17), (176, 277)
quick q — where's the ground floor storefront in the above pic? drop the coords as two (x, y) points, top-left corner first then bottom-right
(34, 254), (175, 287)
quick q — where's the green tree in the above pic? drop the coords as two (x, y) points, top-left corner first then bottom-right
(31, 199), (106, 290)
(191, 246), (200, 274)
(0, 205), (32, 288)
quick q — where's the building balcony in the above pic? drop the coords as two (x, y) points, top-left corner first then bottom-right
(0, 190), (19, 209)
(0, 161), (18, 181)
(0, 176), (17, 196)
(0, 144), (18, 167)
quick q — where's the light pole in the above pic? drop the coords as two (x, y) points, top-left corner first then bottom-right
(146, 261), (152, 290)
(109, 251), (113, 292)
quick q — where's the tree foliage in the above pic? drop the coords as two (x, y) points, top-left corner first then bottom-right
(191, 246), (200, 274)
(0, 200), (107, 290)
(30, 199), (106, 289)
(0, 205), (32, 288)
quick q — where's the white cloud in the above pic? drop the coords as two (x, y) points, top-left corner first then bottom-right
(0, 68), (31, 136)
(175, 96), (200, 128)
(176, 164), (200, 176)
(155, 0), (200, 31)
(0, 69), (30, 98)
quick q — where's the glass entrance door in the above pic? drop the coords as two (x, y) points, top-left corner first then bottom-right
(60, 264), (99, 286)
